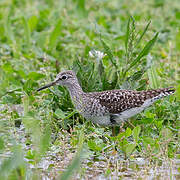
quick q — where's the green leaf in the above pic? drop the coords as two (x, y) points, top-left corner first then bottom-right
(76, 0), (87, 17)
(88, 140), (102, 152)
(0, 138), (4, 150)
(125, 32), (159, 73)
(175, 29), (180, 50)
(111, 71), (118, 89)
(176, 84), (180, 100)
(54, 109), (66, 119)
(28, 15), (38, 32)
(132, 126), (141, 142)
(101, 39), (117, 68)
(125, 17), (131, 53)
(60, 128), (84, 180)
(142, 136), (155, 149)
(40, 125), (51, 155)
(98, 59), (105, 77)
(125, 127), (132, 137)
(0, 146), (24, 178)
(4, 11), (14, 43)
(135, 21), (151, 47)
(60, 151), (82, 180)
(22, 95), (29, 116)
(49, 20), (62, 51)
(22, 16), (31, 49)
(125, 143), (136, 156)
(147, 62), (160, 89)
(1, 62), (14, 73)
(28, 72), (45, 80)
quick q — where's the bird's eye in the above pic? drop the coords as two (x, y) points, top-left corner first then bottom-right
(61, 75), (67, 80)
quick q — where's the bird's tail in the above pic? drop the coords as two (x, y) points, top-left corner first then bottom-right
(158, 87), (175, 97)
(148, 87), (175, 101)
(141, 87), (175, 102)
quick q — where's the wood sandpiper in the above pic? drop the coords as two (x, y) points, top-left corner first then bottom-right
(37, 70), (175, 133)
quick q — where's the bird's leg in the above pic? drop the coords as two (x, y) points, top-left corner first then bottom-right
(112, 126), (116, 136)
(119, 122), (125, 134)
(112, 122), (125, 136)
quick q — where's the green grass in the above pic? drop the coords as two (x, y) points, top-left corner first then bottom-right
(0, 0), (179, 179)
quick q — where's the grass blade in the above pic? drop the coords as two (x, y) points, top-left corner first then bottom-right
(125, 32), (159, 73)
(101, 39), (117, 68)
(60, 151), (82, 180)
(76, 0), (87, 17)
(28, 15), (38, 32)
(135, 21), (151, 47)
(60, 128), (84, 180)
(0, 146), (24, 178)
(176, 84), (180, 100)
(147, 62), (160, 89)
(22, 16), (31, 49)
(49, 20), (62, 51)
(125, 17), (131, 54)
(4, 12), (14, 43)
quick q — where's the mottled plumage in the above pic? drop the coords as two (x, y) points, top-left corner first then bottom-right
(37, 70), (175, 126)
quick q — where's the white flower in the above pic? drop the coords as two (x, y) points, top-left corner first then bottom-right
(89, 50), (106, 59)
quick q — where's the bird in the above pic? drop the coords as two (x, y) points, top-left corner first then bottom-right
(37, 70), (175, 134)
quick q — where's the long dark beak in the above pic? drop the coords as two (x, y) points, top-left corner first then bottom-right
(37, 81), (57, 92)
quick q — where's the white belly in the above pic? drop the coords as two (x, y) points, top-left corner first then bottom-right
(82, 98), (156, 126)
(91, 115), (111, 126)
(118, 98), (154, 119)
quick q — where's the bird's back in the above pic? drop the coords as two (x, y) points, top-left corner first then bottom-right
(84, 87), (175, 115)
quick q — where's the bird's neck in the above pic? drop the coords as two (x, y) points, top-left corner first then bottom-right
(66, 80), (85, 110)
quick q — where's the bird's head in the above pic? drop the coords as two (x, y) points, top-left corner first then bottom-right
(37, 70), (77, 91)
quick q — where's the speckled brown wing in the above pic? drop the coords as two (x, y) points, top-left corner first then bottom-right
(96, 87), (175, 114)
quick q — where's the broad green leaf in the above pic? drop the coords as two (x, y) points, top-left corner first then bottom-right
(49, 20), (62, 51)
(142, 136), (155, 149)
(28, 15), (38, 32)
(88, 140), (102, 152)
(132, 126), (141, 142)
(119, 138), (128, 152)
(125, 127), (132, 137)
(1, 62), (14, 73)
(145, 111), (156, 119)
(117, 131), (125, 141)
(125, 143), (136, 156)
(88, 140), (97, 151)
